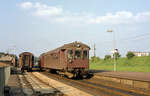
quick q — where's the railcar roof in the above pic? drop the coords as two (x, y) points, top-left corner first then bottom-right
(19, 52), (34, 56)
(44, 41), (90, 55)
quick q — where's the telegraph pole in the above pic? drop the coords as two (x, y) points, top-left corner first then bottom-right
(13, 45), (16, 58)
(93, 44), (96, 57)
(12, 45), (16, 66)
(6, 48), (10, 55)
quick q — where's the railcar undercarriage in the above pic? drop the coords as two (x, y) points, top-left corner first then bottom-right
(50, 68), (93, 79)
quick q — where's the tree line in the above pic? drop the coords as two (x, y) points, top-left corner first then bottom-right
(91, 51), (135, 61)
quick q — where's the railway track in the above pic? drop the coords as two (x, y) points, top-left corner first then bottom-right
(18, 72), (64, 96)
(18, 74), (34, 96)
(32, 72), (93, 96)
(39, 72), (150, 96)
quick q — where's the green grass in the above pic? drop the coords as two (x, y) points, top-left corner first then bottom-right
(90, 56), (150, 72)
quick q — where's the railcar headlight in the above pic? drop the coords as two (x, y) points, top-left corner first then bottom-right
(77, 44), (80, 47)
(69, 59), (72, 63)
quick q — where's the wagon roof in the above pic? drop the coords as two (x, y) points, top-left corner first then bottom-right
(19, 52), (34, 56)
(44, 41), (90, 55)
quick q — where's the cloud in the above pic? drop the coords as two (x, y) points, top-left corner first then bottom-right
(88, 11), (150, 24)
(17, 2), (33, 9)
(17, 2), (150, 24)
(17, 2), (63, 17)
(33, 2), (63, 16)
(136, 12), (150, 22)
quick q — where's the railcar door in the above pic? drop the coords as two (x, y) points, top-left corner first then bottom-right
(82, 50), (89, 69)
(73, 50), (82, 68)
(60, 49), (66, 69)
(32, 56), (34, 67)
(23, 55), (30, 67)
(67, 49), (73, 68)
(41, 56), (44, 68)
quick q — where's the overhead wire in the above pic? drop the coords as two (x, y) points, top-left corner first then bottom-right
(118, 32), (150, 43)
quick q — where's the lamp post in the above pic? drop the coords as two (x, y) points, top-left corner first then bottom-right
(107, 30), (117, 72)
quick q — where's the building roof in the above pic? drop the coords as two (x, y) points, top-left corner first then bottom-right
(0, 62), (9, 67)
(128, 51), (150, 53)
(0, 55), (13, 62)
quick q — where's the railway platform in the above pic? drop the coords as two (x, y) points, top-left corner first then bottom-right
(92, 70), (150, 90)
(6, 74), (25, 96)
(93, 71), (150, 81)
(5, 68), (64, 96)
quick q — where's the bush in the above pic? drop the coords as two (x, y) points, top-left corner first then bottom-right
(126, 52), (135, 59)
(91, 56), (101, 62)
(104, 55), (111, 60)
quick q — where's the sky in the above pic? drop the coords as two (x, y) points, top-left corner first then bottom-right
(0, 0), (150, 58)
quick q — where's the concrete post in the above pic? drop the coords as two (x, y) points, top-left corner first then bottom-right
(0, 67), (5, 96)
(0, 66), (10, 96)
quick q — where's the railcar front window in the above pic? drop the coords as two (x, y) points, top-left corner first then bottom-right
(75, 50), (81, 59)
(68, 50), (73, 59)
(83, 50), (88, 59)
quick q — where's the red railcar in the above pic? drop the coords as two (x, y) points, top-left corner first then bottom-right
(19, 52), (34, 72)
(39, 41), (90, 78)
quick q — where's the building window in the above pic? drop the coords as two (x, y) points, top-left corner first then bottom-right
(146, 53), (149, 56)
(138, 53), (141, 56)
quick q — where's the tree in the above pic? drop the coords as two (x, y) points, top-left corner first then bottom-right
(91, 56), (101, 62)
(126, 52), (135, 59)
(113, 52), (121, 59)
(0, 52), (5, 58)
(104, 55), (111, 60)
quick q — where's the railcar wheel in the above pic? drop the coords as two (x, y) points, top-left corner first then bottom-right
(21, 68), (24, 73)
(50, 69), (57, 73)
(82, 75), (87, 79)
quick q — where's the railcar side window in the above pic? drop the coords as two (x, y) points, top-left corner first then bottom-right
(68, 50), (73, 59)
(75, 50), (81, 59)
(83, 50), (88, 59)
